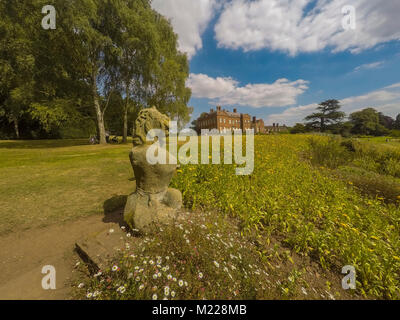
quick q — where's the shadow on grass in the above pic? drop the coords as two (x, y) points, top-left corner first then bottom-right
(0, 139), (90, 149)
(102, 195), (128, 226)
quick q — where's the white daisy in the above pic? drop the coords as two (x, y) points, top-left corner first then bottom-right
(164, 286), (170, 296)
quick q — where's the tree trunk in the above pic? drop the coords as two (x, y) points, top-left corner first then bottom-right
(12, 116), (19, 139)
(123, 86), (129, 143)
(92, 71), (107, 145)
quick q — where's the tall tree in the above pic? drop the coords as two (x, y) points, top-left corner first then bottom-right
(304, 99), (345, 132)
(378, 112), (395, 130)
(1, 0), (192, 141)
(349, 108), (389, 136)
(146, 12), (192, 129)
(394, 113), (400, 130)
(109, 0), (159, 142)
(57, 0), (115, 144)
(0, 0), (36, 138)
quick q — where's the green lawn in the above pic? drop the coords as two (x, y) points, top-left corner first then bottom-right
(0, 139), (135, 235)
(358, 136), (400, 147)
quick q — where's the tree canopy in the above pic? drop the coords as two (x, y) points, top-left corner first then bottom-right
(349, 108), (390, 136)
(304, 99), (345, 132)
(0, 0), (192, 142)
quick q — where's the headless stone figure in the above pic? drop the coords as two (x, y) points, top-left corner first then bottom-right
(124, 107), (182, 232)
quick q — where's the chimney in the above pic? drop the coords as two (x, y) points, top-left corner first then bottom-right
(273, 123), (275, 127)
(210, 108), (214, 113)
(217, 106), (221, 111)
(233, 108), (237, 113)
(253, 116), (256, 123)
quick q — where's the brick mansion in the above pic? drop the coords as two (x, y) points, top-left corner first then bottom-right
(196, 106), (288, 134)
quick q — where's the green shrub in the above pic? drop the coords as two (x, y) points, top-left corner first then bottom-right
(337, 166), (400, 204)
(384, 158), (400, 178)
(390, 130), (400, 138)
(307, 137), (352, 168)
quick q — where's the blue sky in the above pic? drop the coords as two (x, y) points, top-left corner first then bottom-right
(152, 0), (400, 126)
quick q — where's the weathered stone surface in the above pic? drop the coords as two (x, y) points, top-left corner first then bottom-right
(123, 107), (182, 232)
(75, 225), (129, 273)
(163, 188), (183, 210)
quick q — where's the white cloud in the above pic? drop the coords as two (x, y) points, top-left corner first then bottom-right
(187, 73), (238, 99)
(151, 0), (219, 59)
(187, 74), (309, 108)
(266, 83), (400, 126)
(354, 61), (384, 72)
(215, 0), (400, 56)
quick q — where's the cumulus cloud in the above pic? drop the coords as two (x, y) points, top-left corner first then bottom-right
(152, 0), (219, 59)
(187, 74), (309, 108)
(187, 73), (238, 99)
(215, 0), (400, 56)
(266, 83), (400, 125)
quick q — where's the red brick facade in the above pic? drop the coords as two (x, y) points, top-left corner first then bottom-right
(196, 106), (264, 133)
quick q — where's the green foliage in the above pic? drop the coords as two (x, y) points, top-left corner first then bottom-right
(337, 167), (400, 204)
(350, 108), (390, 136)
(304, 100), (345, 132)
(29, 103), (68, 133)
(74, 213), (271, 300)
(0, 0), (192, 141)
(290, 123), (307, 134)
(395, 114), (400, 130)
(390, 130), (400, 138)
(307, 137), (353, 169)
(350, 141), (400, 178)
(168, 136), (400, 299)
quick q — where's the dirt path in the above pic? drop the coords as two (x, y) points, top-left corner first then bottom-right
(0, 211), (123, 300)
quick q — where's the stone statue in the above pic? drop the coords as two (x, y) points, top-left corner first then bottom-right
(124, 107), (182, 232)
